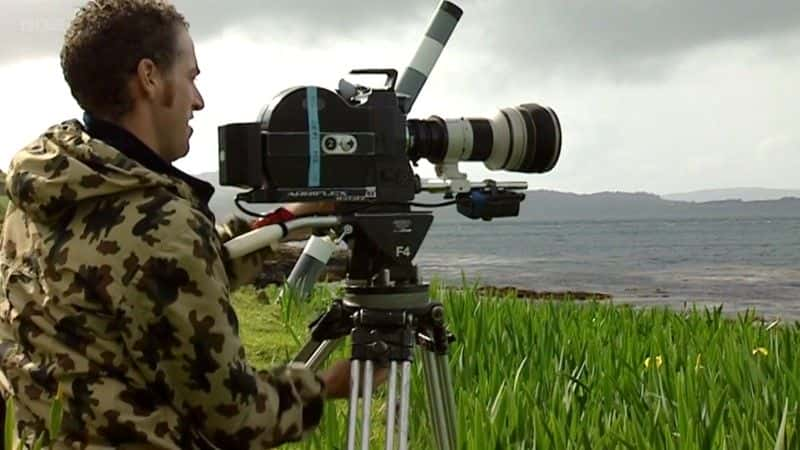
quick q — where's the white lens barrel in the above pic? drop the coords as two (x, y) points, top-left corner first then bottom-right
(485, 110), (511, 170)
(407, 104), (561, 174)
(443, 119), (473, 162)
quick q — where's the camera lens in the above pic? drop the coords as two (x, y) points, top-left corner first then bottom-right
(407, 103), (561, 174)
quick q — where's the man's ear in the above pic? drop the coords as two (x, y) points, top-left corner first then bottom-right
(134, 58), (161, 100)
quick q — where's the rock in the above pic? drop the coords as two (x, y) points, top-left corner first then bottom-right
(475, 285), (612, 301)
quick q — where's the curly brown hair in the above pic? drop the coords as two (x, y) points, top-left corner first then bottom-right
(60, 0), (189, 119)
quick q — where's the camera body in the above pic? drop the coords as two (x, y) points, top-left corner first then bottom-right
(219, 70), (418, 204)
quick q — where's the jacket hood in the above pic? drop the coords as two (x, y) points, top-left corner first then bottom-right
(5, 119), (193, 224)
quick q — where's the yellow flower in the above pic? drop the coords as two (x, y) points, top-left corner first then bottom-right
(752, 347), (768, 356)
(644, 355), (663, 369)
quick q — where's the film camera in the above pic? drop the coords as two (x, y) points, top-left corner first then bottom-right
(217, 7), (560, 220)
(218, 2), (562, 449)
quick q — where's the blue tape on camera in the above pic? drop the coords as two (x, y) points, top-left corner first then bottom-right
(306, 87), (321, 187)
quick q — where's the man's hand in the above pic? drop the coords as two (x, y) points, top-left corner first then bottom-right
(248, 202), (336, 241)
(320, 359), (389, 399)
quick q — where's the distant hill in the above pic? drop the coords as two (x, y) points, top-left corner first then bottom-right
(663, 188), (800, 202)
(195, 172), (800, 223)
(502, 190), (800, 223)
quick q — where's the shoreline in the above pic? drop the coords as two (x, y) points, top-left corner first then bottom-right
(436, 281), (800, 322)
(253, 245), (799, 321)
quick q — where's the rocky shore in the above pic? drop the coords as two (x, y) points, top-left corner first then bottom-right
(254, 244), (612, 301)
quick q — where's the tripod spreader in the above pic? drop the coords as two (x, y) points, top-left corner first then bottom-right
(352, 309), (416, 364)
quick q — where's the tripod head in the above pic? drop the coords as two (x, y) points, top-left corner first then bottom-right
(338, 207), (431, 286)
(225, 204), (434, 309)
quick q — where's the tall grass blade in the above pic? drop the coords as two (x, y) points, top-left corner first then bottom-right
(773, 398), (789, 450)
(4, 398), (15, 450)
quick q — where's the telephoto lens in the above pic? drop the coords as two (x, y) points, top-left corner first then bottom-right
(407, 103), (561, 174)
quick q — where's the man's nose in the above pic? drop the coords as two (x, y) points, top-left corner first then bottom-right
(194, 88), (205, 111)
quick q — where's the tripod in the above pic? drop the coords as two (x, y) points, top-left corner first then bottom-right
(289, 211), (459, 450)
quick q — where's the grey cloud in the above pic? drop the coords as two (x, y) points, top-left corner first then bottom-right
(484, 1), (800, 62)
(3, 0), (800, 80)
(0, 0), (81, 63)
(183, 1), (800, 79)
(0, 0), (433, 64)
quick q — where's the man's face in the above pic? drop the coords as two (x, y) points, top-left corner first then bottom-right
(154, 26), (204, 162)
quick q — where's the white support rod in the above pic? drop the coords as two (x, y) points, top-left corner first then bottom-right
(419, 179), (528, 193)
(223, 216), (341, 259)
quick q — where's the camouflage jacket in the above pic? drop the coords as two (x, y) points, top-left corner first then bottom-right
(0, 120), (325, 449)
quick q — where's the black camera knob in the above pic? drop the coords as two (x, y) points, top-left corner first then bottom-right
(323, 136), (337, 150)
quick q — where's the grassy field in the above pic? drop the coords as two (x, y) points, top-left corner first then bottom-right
(233, 282), (800, 449)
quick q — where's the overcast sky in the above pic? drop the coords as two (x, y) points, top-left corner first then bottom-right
(1, 0), (798, 195)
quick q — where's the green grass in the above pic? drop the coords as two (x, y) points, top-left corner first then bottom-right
(233, 282), (800, 449)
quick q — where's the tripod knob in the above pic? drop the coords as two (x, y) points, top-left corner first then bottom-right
(431, 305), (446, 323)
(368, 340), (389, 355)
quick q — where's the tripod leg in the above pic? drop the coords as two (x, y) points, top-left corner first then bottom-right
(421, 350), (449, 450)
(398, 361), (412, 450)
(347, 360), (362, 450)
(293, 300), (351, 369)
(421, 351), (457, 450)
(294, 339), (324, 365)
(384, 361), (399, 450)
(294, 338), (344, 371)
(435, 353), (458, 449)
(361, 360), (375, 450)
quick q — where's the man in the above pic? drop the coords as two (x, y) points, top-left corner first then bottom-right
(0, 0), (355, 448)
